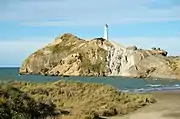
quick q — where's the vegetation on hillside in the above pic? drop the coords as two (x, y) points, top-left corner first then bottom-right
(20, 33), (112, 76)
(1, 80), (157, 119)
(168, 57), (180, 76)
(45, 34), (110, 76)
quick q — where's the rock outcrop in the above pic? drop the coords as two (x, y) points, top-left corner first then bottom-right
(107, 41), (178, 79)
(19, 33), (112, 76)
(19, 33), (180, 79)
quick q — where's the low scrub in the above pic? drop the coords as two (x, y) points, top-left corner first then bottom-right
(8, 80), (156, 119)
(0, 84), (57, 119)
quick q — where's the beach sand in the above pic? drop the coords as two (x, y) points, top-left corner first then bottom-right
(109, 91), (180, 119)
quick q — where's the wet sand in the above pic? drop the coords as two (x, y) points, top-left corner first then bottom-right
(109, 91), (180, 119)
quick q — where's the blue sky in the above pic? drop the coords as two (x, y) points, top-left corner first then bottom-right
(0, 0), (180, 67)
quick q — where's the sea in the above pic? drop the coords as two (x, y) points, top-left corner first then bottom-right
(1, 67), (180, 93)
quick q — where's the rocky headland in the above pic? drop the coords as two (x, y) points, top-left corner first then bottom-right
(19, 33), (180, 79)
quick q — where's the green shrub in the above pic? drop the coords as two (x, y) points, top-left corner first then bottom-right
(0, 84), (56, 119)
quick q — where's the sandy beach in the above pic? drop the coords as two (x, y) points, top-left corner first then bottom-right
(109, 91), (180, 119)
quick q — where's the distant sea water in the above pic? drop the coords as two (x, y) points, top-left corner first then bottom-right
(1, 67), (180, 93)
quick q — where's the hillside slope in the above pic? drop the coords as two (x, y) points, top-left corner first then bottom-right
(19, 33), (180, 79)
(19, 33), (112, 76)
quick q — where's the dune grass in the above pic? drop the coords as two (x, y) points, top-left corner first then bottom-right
(5, 80), (157, 119)
(0, 83), (57, 119)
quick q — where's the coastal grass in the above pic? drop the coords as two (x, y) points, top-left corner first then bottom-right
(7, 80), (156, 119)
(0, 83), (57, 119)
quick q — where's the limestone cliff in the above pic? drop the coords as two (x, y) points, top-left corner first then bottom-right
(107, 41), (179, 79)
(19, 33), (180, 79)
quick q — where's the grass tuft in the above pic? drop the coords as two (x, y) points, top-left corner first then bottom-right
(7, 80), (156, 118)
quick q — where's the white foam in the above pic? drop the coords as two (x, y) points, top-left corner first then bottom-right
(174, 84), (180, 87)
(146, 84), (163, 87)
(120, 84), (180, 93)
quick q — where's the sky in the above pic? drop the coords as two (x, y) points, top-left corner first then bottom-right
(0, 0), (180, 67)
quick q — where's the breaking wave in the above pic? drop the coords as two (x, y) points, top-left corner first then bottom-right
(120, 84), (180, 93)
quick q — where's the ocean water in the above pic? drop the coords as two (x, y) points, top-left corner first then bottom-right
(1, 67), (180, 93)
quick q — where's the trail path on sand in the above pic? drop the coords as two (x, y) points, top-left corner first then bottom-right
(109, 91), (180, 119)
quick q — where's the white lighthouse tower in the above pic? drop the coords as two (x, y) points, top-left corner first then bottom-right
(104, 24), (108, 40)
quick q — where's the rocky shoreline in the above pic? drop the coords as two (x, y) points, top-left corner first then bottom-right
(19, 33), (180, 80)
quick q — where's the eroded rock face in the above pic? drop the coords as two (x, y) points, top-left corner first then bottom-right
(20, 33), (180, 79)
(106, 41), (179, 79)
(48, 53), (82, 76)
(19, 33), (112, 76)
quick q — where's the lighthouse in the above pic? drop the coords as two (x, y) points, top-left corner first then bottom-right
(104, 24), (108, 40)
